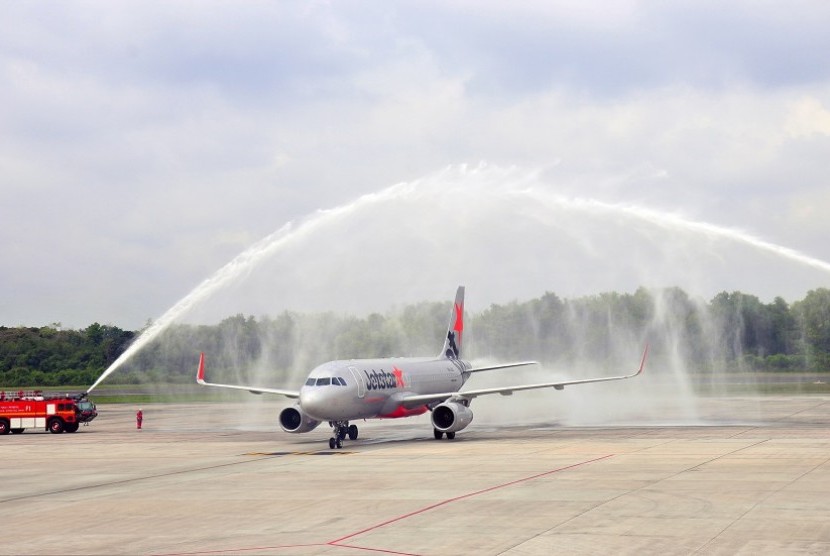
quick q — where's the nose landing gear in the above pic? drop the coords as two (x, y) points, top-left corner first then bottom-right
(328, 421), (359, 449)
(433, 428), (456, 440)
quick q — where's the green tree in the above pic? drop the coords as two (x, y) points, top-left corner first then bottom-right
(793, 288), (830, 367)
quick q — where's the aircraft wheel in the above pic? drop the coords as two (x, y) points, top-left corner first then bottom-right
(433, 428), (443, 440)
(329, 437), (336, 449)
(348, 424), (358, 440)
(446, 432), (456, 440)
(335, 438), (342, 449)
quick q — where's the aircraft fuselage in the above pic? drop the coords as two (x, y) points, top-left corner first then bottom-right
(299, 357), (472, 421)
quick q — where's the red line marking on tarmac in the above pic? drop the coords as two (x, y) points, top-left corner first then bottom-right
(333, 544), (421, 555)
(328, 454), (613, 545)
(155, 543), (329, 555)
(154, 454), (613, 556)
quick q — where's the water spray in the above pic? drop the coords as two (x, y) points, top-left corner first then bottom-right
(84, 181), (420, 394)
(84, 164), (830, 401)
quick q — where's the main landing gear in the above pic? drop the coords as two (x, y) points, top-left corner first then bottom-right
(328, 421), (359, 449)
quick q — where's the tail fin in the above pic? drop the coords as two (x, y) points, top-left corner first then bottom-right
(196, 352), (206, 384)
(440, 286), (465, 359)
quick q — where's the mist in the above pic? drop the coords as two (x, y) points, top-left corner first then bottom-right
(91, 164), (830, 427)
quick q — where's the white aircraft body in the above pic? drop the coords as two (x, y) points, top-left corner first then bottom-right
(197, 286), (647, 449)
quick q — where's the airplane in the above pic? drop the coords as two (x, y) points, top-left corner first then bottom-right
(196, 286), (648, 449)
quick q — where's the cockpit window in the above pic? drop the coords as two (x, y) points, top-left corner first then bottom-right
(307, 376), (346, 386)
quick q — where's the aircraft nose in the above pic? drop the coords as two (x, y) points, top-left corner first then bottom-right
(300, 388), (329, 421)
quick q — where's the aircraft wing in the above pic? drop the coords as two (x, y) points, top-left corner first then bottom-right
(195, 352), (300, 399)
(400, 345), (648, 408)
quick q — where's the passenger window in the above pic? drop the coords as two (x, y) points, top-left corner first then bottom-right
(316, 377), (331, 386)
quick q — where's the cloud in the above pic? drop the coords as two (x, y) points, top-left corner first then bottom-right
(1, 1), (829, 328)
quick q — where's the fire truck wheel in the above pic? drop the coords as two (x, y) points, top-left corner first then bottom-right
(48, 418), (65, 434)
(0, 419), (9, 435)
(11, 429), (24, 434)
(65, 423), (79, 433)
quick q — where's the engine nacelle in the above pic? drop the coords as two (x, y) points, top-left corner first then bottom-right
(279, 405), (321, 434)
(431, 401), (474, 433)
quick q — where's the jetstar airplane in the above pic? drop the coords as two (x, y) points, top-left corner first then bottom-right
(196, 286), (648, 449)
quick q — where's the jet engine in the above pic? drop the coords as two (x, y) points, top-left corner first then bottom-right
(279, 405), (321, 434)
(431, 401), (474, 433)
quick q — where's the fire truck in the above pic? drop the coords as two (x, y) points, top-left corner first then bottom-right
(0, 390), (97, 435)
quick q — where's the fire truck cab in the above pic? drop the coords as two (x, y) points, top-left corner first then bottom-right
(0, 390), (98, 435)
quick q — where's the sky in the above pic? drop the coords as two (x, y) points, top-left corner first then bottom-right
(2, 1), (830, 330)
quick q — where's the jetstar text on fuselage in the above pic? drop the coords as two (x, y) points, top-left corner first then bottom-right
(363, 368), (405, 390)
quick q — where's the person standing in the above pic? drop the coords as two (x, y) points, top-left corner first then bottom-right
(136, 408), (143, 430)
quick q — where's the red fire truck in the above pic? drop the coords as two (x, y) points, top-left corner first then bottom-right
(0, 390), (97, 434)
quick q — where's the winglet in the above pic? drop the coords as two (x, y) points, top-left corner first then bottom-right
(197, 352), (206, 384)
(636, 344), (649, 376)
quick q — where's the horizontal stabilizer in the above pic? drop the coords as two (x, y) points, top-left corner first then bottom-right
(467, 361), (538, 373)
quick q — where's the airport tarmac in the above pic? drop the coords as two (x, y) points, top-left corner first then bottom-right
(3, 396), (830, 556)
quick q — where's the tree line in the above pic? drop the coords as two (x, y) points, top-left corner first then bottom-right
(2, 287), (830, 388)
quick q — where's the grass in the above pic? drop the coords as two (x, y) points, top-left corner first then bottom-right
(4, 383), (253, 404)
(9, 371), (830, 403)
(694, 381), (830, 397)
